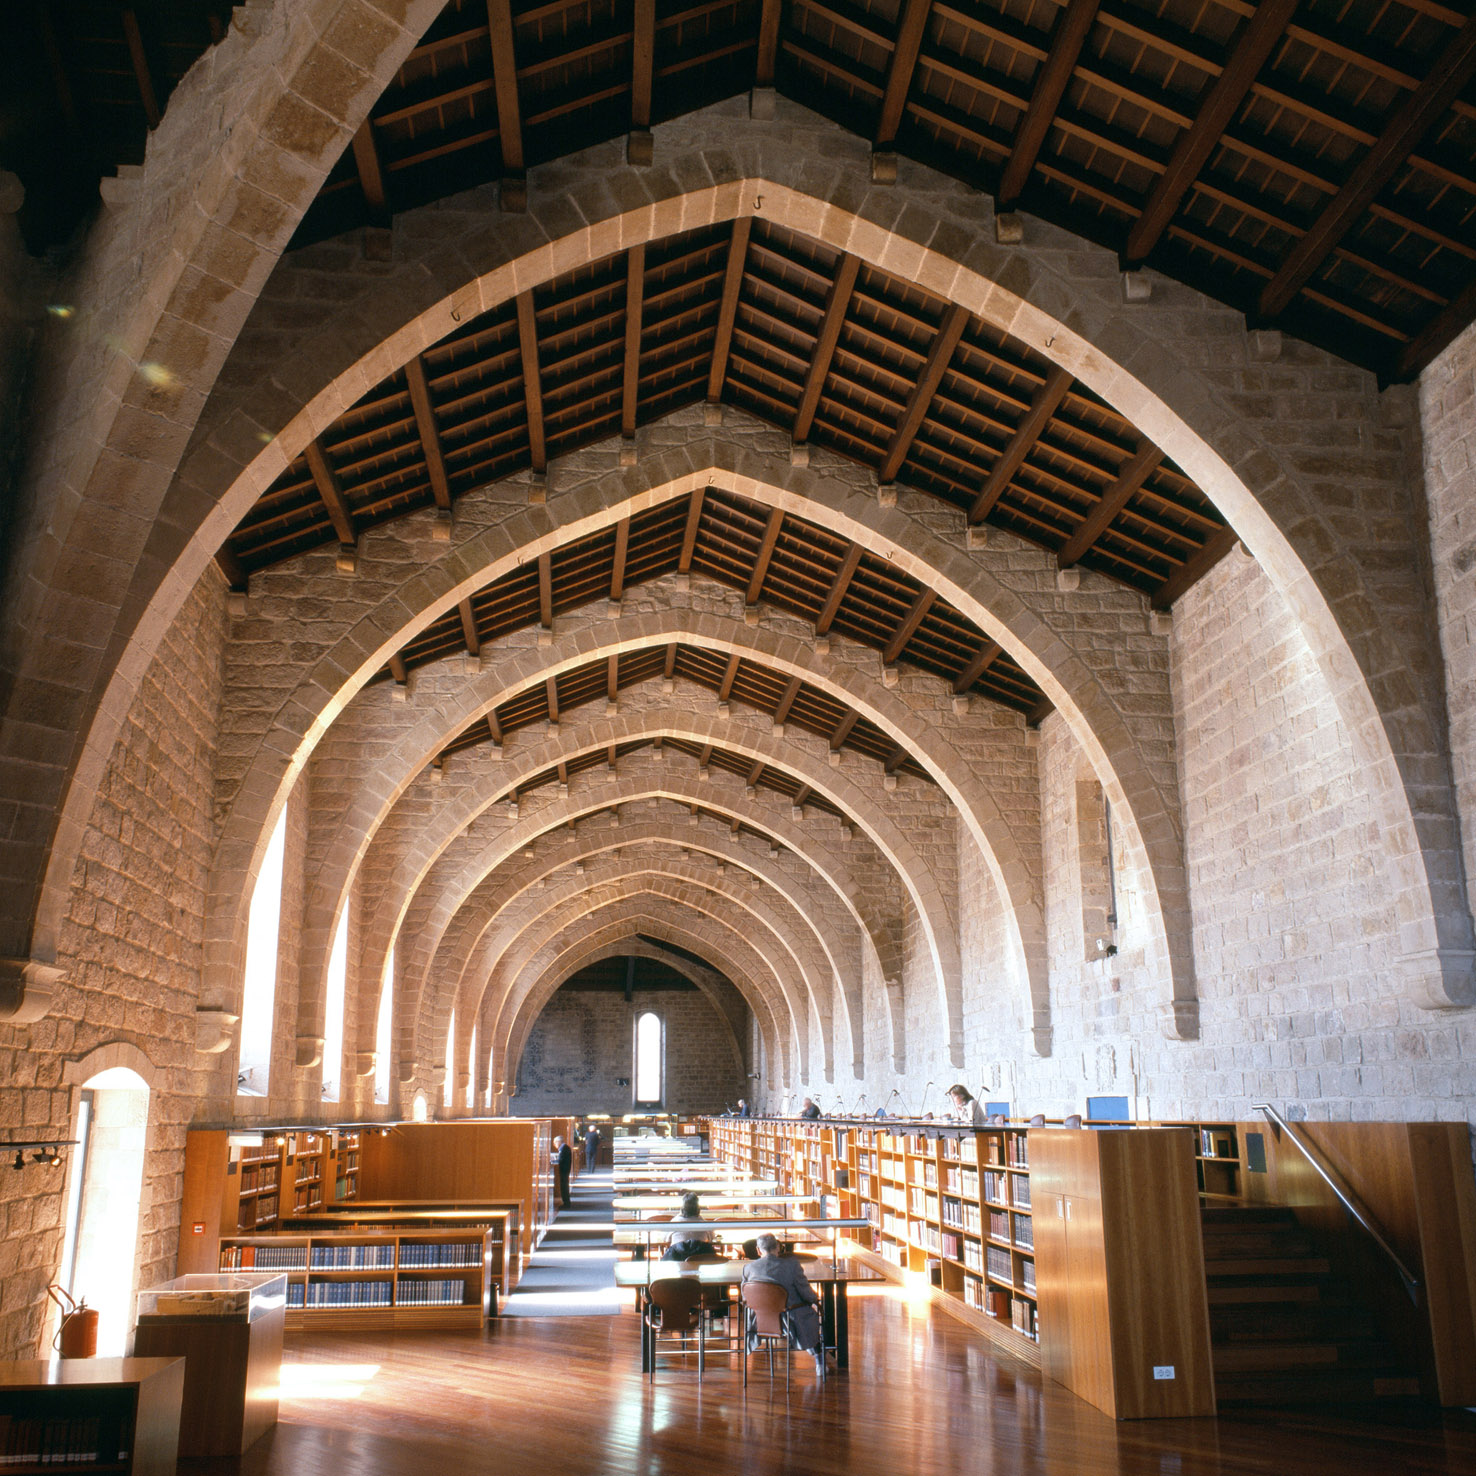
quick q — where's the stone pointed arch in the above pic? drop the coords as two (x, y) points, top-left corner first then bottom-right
(452, 857), (844, 1083)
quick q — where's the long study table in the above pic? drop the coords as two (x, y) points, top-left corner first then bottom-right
(615, 1257), (882, 1372)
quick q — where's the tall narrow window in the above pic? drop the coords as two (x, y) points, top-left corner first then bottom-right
(237, 807), (287, 1095)
(374, 947), (394, 1105)
(466, 1024), (478, 1112)
(322, 907), (348, 1102)
(443, 1009), (456, 1110)
(634, 1011), (663, 1106)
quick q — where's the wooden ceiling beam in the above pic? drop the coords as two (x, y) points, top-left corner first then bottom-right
(718, 652), (742, 702)
(487, 710), (503, 745)
(998, 0), (1099, 208)
(1057, 442), (1163, 568)
(953, 640), (1002, 694)
(215, 542), (245, 590)
(1151, 525), (1239, 611)
(679, 489), (705, 571)
(793, 253), (860, 444)
(747, 757), (766, 785)
(756, 0), (782, 86)
(698, 742), (714, 768)
(773, 676), (803, 726)
(1124, 0), (1298, 264)
(485, 0), (526, 181)
(884, 747), (910, 775)
(538, 552), (553, 627)
(828, 711), (859, 750)
(706, 217), (753, 402)
(879, 303), (970, 482)
(1258, 13), (1476, 320)
(969, 365), (1072, 524)
(546, 674), (561, 722)
(304, 440), (356, 546)
(746, 507), (785, 603)
(611, 516), (631, 598)
(515, 290), (547, 471)
(875, 0), (934, 148)
(458, 598), (481, 657)
(607, 654), (619, 701)
(557, 758), (568, 785)
(1398, 274), (1476, 379)
(882, 588), (937, 663)
(621, 244), (645, 439)
(793, 784), (811, 808)
(632, 0), (655, 131)
(664, 643), (678, 679)
(388, 652), (408, 685)
(121, 9), (161, 129)
(350, 122), (390, 223)
(404, 355), (452, 510)
(816, 545), (863, 635)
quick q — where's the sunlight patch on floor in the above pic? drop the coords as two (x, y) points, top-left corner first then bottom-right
(277, 1363), (380, 1400)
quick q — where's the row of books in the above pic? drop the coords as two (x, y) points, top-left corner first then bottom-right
(0, 1415), (112, 1466)
(1199, 1129), (1235, 1158)
(304, 1280), (393, 1307)
(239, 1164), (279, 1192)
(399, 1242), (480, 1267)
(398, 1279), (469, 1306)
(310, 1244), (394, 1269)
(986, 1245), (1014, 1282)
(941, 1194), (963, 1229)
(220, 1243), (308, 1270)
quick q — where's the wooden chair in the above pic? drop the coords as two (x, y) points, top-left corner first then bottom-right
(645, 1276), (705, 1381)
(682, 1252), (732, 1347)
(739, 1280), (791, 1390)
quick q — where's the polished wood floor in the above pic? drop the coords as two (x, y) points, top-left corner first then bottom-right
(203, 1286), (1476, 1476)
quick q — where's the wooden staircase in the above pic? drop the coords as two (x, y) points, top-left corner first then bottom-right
(1202, 1205), (1420, 1405)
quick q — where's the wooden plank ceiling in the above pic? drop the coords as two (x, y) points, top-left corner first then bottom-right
(228, 216), (1230, 647)
(5, 1), (1474, 381)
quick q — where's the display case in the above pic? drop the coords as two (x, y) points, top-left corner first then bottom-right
(135, 1273), (287, 1321)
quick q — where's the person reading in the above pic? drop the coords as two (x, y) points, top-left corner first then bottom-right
(662, 1191), (714, 1261)
(739, 1233), (835, 1374)
(947, 1084), (987, 1127)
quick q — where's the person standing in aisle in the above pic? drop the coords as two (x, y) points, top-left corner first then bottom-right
(584, 1121), (601, 1171)
(552, 1135), (573, 1208)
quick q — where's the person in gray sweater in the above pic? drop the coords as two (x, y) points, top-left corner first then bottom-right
(739, 1233), (835, 1373)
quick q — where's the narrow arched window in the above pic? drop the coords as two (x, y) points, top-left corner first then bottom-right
(373, 946), (394, 1105)
(634, 1011), (663, 1106)
(322, 907), (347, 1102)
(443, 1009), (456, 1110)
(237, 807), (287, 1096)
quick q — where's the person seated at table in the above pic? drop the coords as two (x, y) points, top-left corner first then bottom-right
(947, 1083), (988, 1127)
(798, 1097), (821, 1120)
(740, 1233), (835, 1375)
(661, 1191), (714, 1260)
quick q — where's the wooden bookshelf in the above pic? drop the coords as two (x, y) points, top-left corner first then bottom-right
(216, 1225), (498, 1331)
(0, 1359), (184, 1476)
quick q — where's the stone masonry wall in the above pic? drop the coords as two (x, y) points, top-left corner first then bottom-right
(510, 986), (745, 1115)
(0, 571), (227, 1359)
(1420, 321), (1476, 930)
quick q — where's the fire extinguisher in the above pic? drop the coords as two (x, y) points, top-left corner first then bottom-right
(47, 1284), (99, 1358)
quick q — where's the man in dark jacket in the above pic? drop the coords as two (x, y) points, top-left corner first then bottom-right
(553, 1135), (572, 1208)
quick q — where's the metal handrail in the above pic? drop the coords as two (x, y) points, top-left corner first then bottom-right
(1252, 1104), (1421, 1305)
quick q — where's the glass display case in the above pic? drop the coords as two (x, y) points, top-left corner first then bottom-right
(136, 1272), (288, 1321)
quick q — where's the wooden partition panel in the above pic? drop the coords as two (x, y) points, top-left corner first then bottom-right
(1237, 1119), (1476, 1405)
(358, 1121), (550, 1256)
(1031, 1128), (1215, 1419)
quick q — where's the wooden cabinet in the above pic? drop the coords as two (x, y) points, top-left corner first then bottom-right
(0, 1358), (183, 1476)
(1031, 1128), (1215, 1418)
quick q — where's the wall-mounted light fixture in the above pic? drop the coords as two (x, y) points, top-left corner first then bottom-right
(5, 1140), (75, 1170)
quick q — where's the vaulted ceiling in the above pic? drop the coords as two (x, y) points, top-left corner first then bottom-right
(7, 0), (1475, 381)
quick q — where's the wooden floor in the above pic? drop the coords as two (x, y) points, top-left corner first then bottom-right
(208, 1287), (1476, 1476)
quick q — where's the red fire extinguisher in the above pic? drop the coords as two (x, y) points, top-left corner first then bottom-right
(47, 1284), (99, 1358)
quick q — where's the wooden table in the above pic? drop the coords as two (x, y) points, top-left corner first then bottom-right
(614, 1213), (870, 1255)
(0, 1358), (184, 1476)
(616, 1257), (883, 1372)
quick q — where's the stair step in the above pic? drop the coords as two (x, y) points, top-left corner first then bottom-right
(1207, 1284), (1324, 1306)
(1201, 1206), (1299, 1226)
(1211, 1305), (1377, 1341)
(1204, 1257), (1331, 1278)
(1215, 1369), (1422, 1405)
(1210, 1339), (1405, 1373)
(1201, 1232), (1318, 1258)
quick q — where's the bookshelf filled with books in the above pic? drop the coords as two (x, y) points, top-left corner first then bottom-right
(709, 1113), (1245, 1366)
(216, 1226), (495, 1330)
